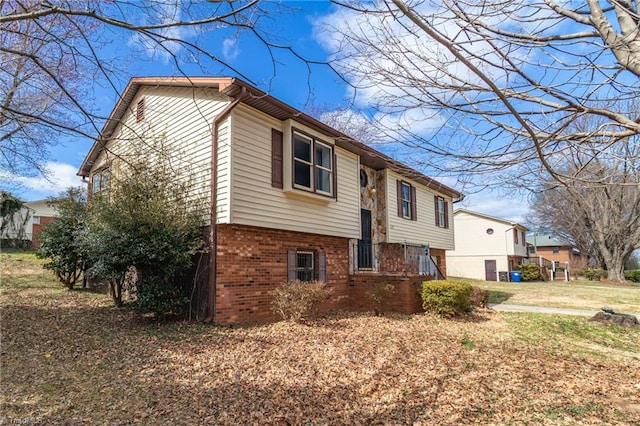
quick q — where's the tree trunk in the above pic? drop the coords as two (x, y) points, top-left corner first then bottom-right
(109, 279), (123, 307)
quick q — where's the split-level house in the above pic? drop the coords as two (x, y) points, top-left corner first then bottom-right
(446, 209), (528, 281)
(78, 77), (463, 323)
(526, 234), (588, 269)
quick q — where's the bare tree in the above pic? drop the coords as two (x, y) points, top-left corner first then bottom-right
(323, 0), (640, 184)
(528, 140), (640, 280)
(1, 0), (315, 180)
(323, 0), (640, 279)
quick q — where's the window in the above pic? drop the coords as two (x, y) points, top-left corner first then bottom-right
(552, 246), (560, 254)
(292, 130), (334, 196)
(486, 228), (494, 235)
(396, 180), (417, 220)
(401, 182), (411, 218)
(92, 168), (111, 195)
(514, 229), (519, 244)
(32, 216), (40, 225)
(287, 250), (327, 282)
(434, 195), (448, 228)
(529, 246), (536, 254)
(136, 98), (145, 122)
(296, 251), (314, 281)
(521, 230), (526, 246)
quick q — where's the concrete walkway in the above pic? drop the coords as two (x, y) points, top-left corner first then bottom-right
(488, 303), (640, 318)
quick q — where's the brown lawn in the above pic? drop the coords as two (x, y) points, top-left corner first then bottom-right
(2, 252), (640, 425)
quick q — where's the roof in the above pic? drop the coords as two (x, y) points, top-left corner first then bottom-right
(453, 209), (528, 231)
(526, 234), (573, 248)
(78, 77), (462, 199)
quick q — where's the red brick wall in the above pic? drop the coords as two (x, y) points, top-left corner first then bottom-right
(215, 224), (350, 324)
(348, 274), (429, 314)
(31, 216), (56, 249)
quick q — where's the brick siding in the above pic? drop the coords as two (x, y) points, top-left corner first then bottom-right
(31, 216), (57, 249)
(215, 224), (350, 324)
(348, 274), (428, 314)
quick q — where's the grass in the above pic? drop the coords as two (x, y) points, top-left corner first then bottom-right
(2, 252), (640, 424)
(452, 276), (640, 313)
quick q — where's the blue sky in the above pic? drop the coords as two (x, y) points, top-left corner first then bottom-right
(6, 1), (529, 224)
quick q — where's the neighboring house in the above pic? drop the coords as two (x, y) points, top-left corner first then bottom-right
(24, 199), (58, 249)
(77, 77), (463, 324)
(0, 204), (33, 247)
(446, 209), (528, 281)
(526, 234), (587, 269)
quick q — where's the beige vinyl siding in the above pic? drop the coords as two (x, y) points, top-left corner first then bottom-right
(88, 86), (230, 224)
(229, 104), (360, 238)
(385, 170), (455, 249)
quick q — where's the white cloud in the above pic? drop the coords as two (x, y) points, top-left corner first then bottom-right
(0, 162), (84, 200)
(222, 37), (240, 61)
(458, 190), (530, 225)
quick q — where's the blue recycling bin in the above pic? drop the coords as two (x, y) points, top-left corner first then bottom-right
(510, 271), (522, 282)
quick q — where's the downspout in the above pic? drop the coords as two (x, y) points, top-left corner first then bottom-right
(204, 86), (247, 323)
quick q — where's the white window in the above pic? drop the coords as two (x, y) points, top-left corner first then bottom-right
(292, 130), (333, 196)
(32, 216), (40, 224)
(92, 168), (111, 195)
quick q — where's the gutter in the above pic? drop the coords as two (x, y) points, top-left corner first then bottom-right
(204, 86), (247, 323)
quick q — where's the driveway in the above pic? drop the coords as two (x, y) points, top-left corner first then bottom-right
(488, 303), (640, 318)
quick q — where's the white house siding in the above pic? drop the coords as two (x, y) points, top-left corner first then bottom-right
(89, 86), (231, 224)
(385, 170), (455, 250)
(229, 105), (361, 239)
(446, 210), (527, 280)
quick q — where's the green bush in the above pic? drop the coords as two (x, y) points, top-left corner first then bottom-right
(624, 270), (640, 283)
(516, 263), (541, 281)
(583, 268), (605, 281)
(421, 279), (472, 316)
(371, 282), (395, 316)
(133, 275), (188, 317)
(271, 280), (334, 322)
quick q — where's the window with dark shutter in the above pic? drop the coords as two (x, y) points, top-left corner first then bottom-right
(514, 229), (518, 244)
(435, 195), (447, 228)
(397, 180), (415, 220)
(271, 129), (283, 188)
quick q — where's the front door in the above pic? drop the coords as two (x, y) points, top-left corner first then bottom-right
(485, 259), (497, 281)
(358, 209), (373, 269)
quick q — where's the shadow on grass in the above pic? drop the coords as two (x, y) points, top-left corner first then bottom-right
(488, 291), (514, 304)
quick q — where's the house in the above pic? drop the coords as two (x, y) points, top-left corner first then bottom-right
(77, 77), (463, 324)
(526, 234), (588, 269)
(0, 199), (33, 248)
(446, 209), (528, 281)
(24, 199), (58, 249)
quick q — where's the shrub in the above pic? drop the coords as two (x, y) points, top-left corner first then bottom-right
(134, 274), (188, 317)
(371, 282), (395, 316)
(516, 263), (541, 281)
(421, 279), (472, 317)
(272, 280), (334, 322)
(583, 268), (605, 281)
(469, 286), (489, 309)
(36, 188), (89, 290)
(624, 270), (640, 283)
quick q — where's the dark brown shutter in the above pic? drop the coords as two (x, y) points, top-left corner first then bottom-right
(410, 185), (417, 221)
(317, 252), (327, 282)
(332, 152), (337, 200)
(434, 195), (439, 226)
(444, 201), (449, 229)
(271, 129), (284, 188)
(514, 229), (518, 244)
(397, 180), (403, 217)
(287, 250), (297, 282)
